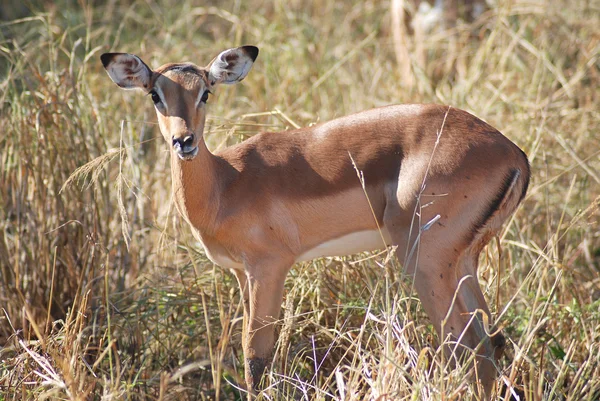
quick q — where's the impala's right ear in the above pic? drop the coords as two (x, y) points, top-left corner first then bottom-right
(208, 46), (259, 85)
(100, 53), (152, 90)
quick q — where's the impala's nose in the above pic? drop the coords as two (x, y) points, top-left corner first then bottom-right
(172, 134), (198, 160)
(172, 134), (195, 150)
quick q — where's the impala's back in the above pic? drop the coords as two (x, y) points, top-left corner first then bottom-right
(102, 45), (529, 398)
(216, 104), (529, 266)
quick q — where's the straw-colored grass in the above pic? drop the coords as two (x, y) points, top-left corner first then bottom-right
(1, 0), (599, 399)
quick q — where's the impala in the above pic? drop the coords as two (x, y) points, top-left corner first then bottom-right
(101, 45), (529, 398)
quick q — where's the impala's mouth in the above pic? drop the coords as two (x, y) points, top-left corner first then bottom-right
(175, 146), (198, 161)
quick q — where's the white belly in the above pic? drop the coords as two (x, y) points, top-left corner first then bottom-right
(206, 249), (245, 271)
(296, 228), (391, 263)
(190, 229), (245, 271)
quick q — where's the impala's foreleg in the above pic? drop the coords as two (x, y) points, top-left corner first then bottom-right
(237, 257), (291, 396)
(233, 270), (250, 367)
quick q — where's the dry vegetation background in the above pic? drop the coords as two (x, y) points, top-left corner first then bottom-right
(1, 0), (599, 400)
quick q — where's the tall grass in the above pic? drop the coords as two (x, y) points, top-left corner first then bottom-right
(1, 0), (599, 399)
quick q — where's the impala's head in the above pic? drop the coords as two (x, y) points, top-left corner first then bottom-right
(101, 46), (258, 161)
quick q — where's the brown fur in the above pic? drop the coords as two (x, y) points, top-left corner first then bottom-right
(102, 46), (530, 399)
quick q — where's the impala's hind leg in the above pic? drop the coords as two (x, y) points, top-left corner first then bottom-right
(399, 233), (502, 397)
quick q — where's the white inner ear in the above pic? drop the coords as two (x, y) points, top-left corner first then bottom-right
(106, 54), (151, 90)
(209, 48), (253, 85)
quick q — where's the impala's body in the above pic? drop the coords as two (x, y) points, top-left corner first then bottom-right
(102, 46), (529, 398)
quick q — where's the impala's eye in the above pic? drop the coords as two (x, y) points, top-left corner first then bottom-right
(200, 90), (210, 104)
(149, 90), (161, 105)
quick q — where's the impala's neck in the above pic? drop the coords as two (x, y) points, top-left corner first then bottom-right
(170, 138), (226, 235)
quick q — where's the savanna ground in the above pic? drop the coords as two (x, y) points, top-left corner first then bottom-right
(0, 0), (599, 400)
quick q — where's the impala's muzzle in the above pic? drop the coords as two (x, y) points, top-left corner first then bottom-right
(172, 134), (198, 160)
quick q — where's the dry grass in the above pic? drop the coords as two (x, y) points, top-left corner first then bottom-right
(1, 0), (599, 400)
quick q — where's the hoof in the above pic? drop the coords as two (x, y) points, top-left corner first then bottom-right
(246, 357), (269, 391)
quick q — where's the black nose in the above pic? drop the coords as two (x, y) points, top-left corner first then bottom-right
(172, 134), (195, 149)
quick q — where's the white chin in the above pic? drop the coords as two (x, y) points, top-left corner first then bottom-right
(176, 147), (199, 160)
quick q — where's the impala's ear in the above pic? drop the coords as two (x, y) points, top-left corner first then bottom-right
(100, 53), (152, 90)
(208, 46), (258, 85)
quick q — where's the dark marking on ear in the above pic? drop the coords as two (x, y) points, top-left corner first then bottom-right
(100, 53), (114, 68)
(122, 59), (136, 74)
(225, 53), (240, 63)
(241, 45), (259, 62)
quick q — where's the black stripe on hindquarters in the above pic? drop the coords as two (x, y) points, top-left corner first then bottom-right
(517, 149), (531, 204)
(468, 168), (521, 242)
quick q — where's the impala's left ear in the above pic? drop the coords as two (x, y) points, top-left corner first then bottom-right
(208, 46), (259, 85)
(100, 53), (153, 90)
